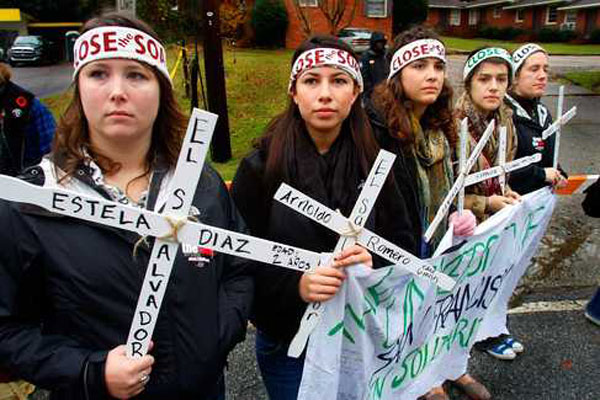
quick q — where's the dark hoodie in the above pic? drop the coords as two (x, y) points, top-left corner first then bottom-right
(360, 32), (388, 98)
(505, 92), (567, 194)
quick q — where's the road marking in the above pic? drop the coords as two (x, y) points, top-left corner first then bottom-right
(508, 300), (587, 315)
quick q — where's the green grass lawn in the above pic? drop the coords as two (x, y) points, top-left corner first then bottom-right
(41, 45), (294, 181)
(442, 36), (600, 55)
(562, 70), (600, 93)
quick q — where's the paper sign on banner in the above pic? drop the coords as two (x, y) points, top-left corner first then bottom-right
(286, 150), (397, 358)
(555, 174), (599, 195)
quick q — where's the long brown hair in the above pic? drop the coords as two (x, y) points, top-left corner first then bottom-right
(372, 26), (456, 149)
(53, 12), (187, 181)
(256, 34), (379, 194)
(0, 63), (11, 85)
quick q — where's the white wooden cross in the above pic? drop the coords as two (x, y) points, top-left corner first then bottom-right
(0, 108), (323, 359)
(540, 88), (576, 170)
(273, 150), (456, 357)
(554, 85), (564, 169)
(425, 117), (547, 242)
(465, 100), (578, 201)
(424, 118), (496, 242)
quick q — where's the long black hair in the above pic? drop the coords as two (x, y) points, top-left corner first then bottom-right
(255, 34), (379, 195)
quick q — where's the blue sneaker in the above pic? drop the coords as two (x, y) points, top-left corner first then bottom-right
(504, 336), (524, 353)
(585, 309), (600, 326)
(486, 342), (516, 360)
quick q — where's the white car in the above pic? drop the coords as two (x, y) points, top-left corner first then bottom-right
(337, 28), (373, 54)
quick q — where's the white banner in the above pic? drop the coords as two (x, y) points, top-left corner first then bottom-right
(298, 188), (556, 400)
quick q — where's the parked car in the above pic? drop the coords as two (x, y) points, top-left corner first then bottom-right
(337, 27), (373, 54)
(7, 35), (59, 66)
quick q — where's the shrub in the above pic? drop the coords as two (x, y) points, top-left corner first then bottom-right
(478, 26), (524, 40)
(252, 0), (288, 48)
(220, 0), (249, 39)
(478, 26), (500, 39)
(589, 29), (600, 44)
(538, 27), (577, 42)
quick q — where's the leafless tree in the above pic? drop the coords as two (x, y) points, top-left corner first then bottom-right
(292, 0), (360, 38)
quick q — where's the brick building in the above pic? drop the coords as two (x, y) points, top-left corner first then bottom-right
(284, 0), (393, 48)
(427, 0), (599, 39)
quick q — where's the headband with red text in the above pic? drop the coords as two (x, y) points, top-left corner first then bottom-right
(288, 48), (363, 93)
(512, 43), (547, 73)
(73, 26), (171, 85)
(387, 38), (446, 81)
(463, 47), (513, 80)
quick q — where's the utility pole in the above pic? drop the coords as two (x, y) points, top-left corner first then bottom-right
(201, 0), (232, 162)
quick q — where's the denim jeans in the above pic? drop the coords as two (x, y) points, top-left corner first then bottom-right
(255, 331), (305, 400)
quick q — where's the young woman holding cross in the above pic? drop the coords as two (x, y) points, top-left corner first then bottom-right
(231, 35), (416, 399)
(367, 26), (487, 400)
(0, 13), (252, 400)
(506, 43), (568, 194)
(455, 47), (523, 364)
(454, 46), (521, 224)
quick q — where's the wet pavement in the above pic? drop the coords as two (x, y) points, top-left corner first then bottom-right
(10, 62), (73, 98)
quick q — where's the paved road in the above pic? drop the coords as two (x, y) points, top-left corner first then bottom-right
(10, 62), (73, 98)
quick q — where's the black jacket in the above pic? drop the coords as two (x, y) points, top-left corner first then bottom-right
(582, 177), (600, 218)
(360, 32), (388, 99)
(0, 159), (253, 400)
(505, 93), (567, 194)
(231, 146), (416, 344)
(0, 81), (35, 176)
(365, 100), (423, 252)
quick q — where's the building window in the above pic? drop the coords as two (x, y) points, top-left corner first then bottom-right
(450, 9), (461, 26)
(365, 0), (387, 18)
(469, 9), (479, 25)
(298, 0), (317, 7)
(546, 5), (558, 24)
(515, 8), (524, 23)
(493, 7), (502, 19)
(565, 10), (577, 23)
(563, 10), (577, 30)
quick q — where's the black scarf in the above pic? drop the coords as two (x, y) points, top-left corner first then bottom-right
(287, 125), (363, 217)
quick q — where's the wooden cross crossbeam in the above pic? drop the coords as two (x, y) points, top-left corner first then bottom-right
(464, 153), (542, 187)
(542, 106), (576, 141)
(0, 109), (322, 360)
(275, 150), (456, 358)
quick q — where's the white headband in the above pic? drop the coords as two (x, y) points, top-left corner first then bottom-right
(512, 43), (547, 73)
(288, 48), (363, 93)
(463, 47), (513, 80)
(73, 26), (171, 85)
(387, 39), (446, 81)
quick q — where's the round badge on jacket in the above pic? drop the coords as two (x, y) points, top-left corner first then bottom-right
(15, 96), (28, 108)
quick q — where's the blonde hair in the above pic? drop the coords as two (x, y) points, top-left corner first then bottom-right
(0, 63), (12, 84)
